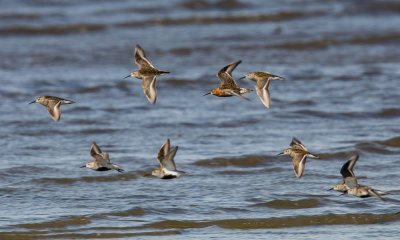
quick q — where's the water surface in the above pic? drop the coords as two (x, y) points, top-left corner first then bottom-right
(0, 0), (400, 239)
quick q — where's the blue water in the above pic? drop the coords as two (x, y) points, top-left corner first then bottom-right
(0, 0), (400, 239)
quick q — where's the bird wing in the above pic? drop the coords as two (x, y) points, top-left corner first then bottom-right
(292, 153), (307, 178)
(134, 44), (154, 68)
(254, 79), (271, 108)
(141, 75), (157, 104)
(217, 60), (241, 87)
(228, 90), (250, 101)
(340, 155), (359, 178)
(103, 153), (111, 164)
(46, 101), (62, 122)
(368, 188), (385, 201)
(90, 142), (102, 160)
(161, 146), (178, 171)
(344, 177), (359, 189)
(347, 155), (359, 178)
(157, 138), (170, 164)
(94, 155), (109, 166)
(290, 137), (308, 151)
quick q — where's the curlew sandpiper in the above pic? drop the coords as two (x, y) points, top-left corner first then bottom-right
(204, 60), (252, 100)
(81, 142), (124, 172)
(29, 96), (74, 122)
(152, 138), (186, 179)
(239, 71), (284, 108)
(124, 44), (169, 104)
(279, 137), (319, 178)
(329, 155), (359, 192)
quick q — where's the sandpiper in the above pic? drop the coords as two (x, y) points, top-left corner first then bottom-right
(279, 137), (319, 178)
(29, 96), (74, 122)
(81, 142), (124, 172)
(344, 177), (387, 201)
(204, 60), (252, 100)
(239, 71), (284, 108)
(124, 44), (169, 104)
(152, 138), (186, 179)
(329, 155), (358, 192)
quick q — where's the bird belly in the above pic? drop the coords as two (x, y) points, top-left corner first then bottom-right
(96, 167), (111, 171)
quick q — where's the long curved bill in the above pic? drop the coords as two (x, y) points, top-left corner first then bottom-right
(203, 92), (211, 96)
(29, 100), (36, 104)
(80, 165), (86, 168)
(123, 74), (131, 79)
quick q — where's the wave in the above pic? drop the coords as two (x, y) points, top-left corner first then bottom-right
(376, 136), (400, 148)
(18, 215), (91, 229)
(10, 212), (400, 231)
(251, 198), (322, 209)
(271, 33), (400, 49)
(194, 155), (274, 167)
(374, 108), (400, 118)
(142, 213), (400, 230)
(76, 84), (114, 94)
(164, 78), (197, 85)
(78, 128), (120, 134)
(0, 230), (180, 239)
(181, 0), (246, 10)
(0, 13), (42, 20)
(293, 108), (400, 119)
(35, 171), (142, 184)
(92, 207), (146, 218)
(0, 10), (321, 36)
(116, 11), (322, 27)
(0, 24), (106, 35)
(5, 211), (399, 239)
(355, 136), (400, 153)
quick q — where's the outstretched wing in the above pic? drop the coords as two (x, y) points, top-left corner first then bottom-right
(135, 44), (154, 68)
(217, 60), (241, 87)
(290, 137), (308, 151)
(340, 155), (359, 178)
(157, 138), (170, 164)
(142, 76), (157, 104)
(254, 79), (271, 108)
(46, 101), (62, 122)
(90, 142), (102, 159)
(368, 189), (385, 201)
(292, 153), (307, 178)
(228, 90), (250, 101)
(161, 146), (178, 171)
(344, 177), (359, 189)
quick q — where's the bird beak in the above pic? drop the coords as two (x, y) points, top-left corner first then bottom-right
(277, 152), (284, 156)
(203, 92), (211, 96)
(29, 100), (36, 104)
(327, 188), (333, 191)
(80, 165), (86, 168)
(239, 76), (246, 80)
(123, 74), (131, 79)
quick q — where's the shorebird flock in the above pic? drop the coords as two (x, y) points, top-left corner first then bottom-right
(29, 44), (387, 201)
